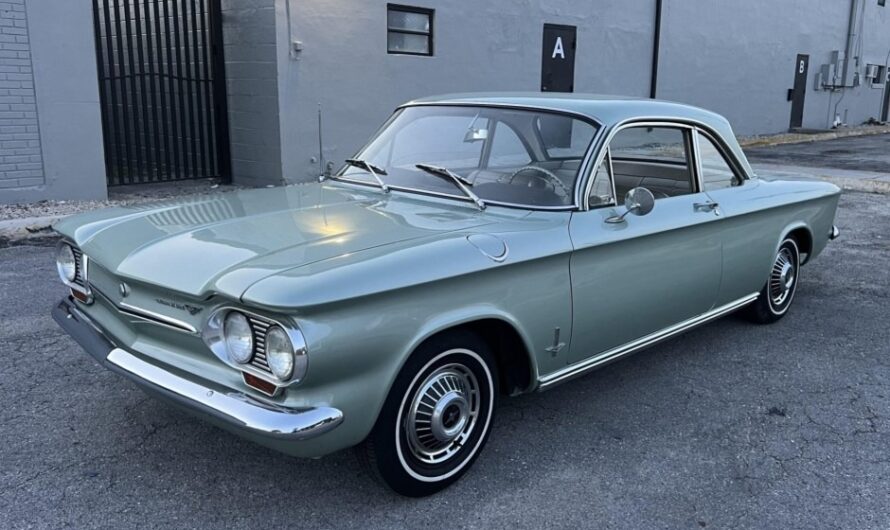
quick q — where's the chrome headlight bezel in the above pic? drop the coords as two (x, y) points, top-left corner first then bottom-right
(203, 307), (309, 389)
(56, 241), (92, 302)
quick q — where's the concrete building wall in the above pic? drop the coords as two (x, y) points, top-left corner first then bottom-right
(267, 0), (890, 186)
(221, 0), (283, 186)
(0, 0), (44, 192)
(659, 0), (890, 134)
(0, 0), (105, 205)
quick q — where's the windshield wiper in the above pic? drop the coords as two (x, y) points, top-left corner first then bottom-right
(415, 164), (486, 210)
(345, 158), (389, 192)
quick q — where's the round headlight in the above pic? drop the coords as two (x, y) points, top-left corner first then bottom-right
(224, 311), (253, 364)
(265, 326), (294, 381)
(56, 244), (77, 283)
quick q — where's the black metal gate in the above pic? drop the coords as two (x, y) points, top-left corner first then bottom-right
(92, 0), (231, 185)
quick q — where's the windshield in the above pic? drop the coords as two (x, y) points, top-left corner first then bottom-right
(337, 105), (599, 207)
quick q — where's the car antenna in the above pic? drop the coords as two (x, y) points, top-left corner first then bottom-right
(317, 103), (328, 181)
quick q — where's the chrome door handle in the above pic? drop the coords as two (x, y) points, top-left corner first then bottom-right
(694, 201), (720, 213)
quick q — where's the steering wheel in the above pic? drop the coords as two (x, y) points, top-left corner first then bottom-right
(506, 166), (571, 200)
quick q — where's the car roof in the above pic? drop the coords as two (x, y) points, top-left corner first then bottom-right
(403, 92), (731, 130)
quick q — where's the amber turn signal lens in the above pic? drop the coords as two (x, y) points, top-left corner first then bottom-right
(243, 372), (277, 396)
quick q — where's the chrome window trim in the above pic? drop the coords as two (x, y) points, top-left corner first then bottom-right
(691, 126), (705, 193)
(334, 102), (608, 212)
(606, 148), (617, 206)
(693, 127), (747, 190)
(579, 116), (753, 210)
(537, 292), (760, 389)
(203, 306), (309, 389)
(584, 146), (618, 210)
(398, 100), (606, 126)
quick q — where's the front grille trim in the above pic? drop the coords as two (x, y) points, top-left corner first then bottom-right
(248, 315), (275, 376)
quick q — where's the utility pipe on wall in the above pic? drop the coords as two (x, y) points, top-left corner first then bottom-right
(650, 0), (663, 99)
(841, 0), (859, 87)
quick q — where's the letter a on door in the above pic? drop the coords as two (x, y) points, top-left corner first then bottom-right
(552, 37), (565, 59)
(541, 24), (576, 92)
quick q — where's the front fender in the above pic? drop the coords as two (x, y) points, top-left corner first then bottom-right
(288, 255), (573, 454)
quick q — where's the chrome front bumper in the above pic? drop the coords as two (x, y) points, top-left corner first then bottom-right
(52, 297), (343, 442)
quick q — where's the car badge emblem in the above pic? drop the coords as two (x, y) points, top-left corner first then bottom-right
(155, 298), (203, 316)
(119, 282), (130, 298)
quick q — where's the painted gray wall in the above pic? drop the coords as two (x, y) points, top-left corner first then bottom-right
(220, 0), (283, 186)
(267, 0), (890, 186)
(659, 0), (890, 134)
(0, 0), (105, 205)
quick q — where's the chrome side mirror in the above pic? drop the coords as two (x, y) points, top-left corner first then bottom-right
(605, 187), (656, 224)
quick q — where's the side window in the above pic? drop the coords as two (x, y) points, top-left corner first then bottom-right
(697, 132), (742, 190)
(488, 123), (532, 167)
(588, 149), (615, 207)
(608, 126), (694, 200)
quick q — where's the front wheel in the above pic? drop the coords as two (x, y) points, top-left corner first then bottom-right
(744, 237), (801, 324)
(358, 331), (497, 497)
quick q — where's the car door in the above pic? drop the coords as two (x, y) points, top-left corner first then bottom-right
(566, 123), (723, 365)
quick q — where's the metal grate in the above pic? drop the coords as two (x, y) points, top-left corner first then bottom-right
(248, 316), (273, 375)
(92, 0), (231, 185)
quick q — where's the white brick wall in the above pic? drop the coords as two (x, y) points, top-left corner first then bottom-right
(0, 0), (43, 190)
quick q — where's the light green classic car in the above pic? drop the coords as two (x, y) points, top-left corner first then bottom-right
(53, 93), (840, 496)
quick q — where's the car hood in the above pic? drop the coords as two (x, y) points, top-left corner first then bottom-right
(55, 183), (504, 299)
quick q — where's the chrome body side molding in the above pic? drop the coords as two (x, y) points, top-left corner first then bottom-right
(537, 293), (759, 389)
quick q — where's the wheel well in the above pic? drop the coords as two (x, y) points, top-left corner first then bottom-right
(787, 227), (813, 264)
(426, 319), (534, 396)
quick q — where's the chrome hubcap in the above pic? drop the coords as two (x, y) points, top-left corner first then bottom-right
(405, 364), (480, 464)
(769, 248), (796, 307)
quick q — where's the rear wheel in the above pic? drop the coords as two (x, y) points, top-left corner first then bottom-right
(744, 237), (800, 324)
(358, 330), (497, 497)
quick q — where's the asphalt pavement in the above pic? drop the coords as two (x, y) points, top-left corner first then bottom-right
(745, 133), (890, 173)
(1, 191), (888, 529)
